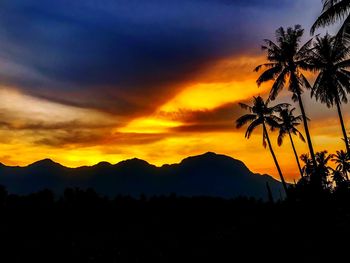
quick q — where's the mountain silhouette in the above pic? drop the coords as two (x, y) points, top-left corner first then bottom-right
(0, 152), (285, 199)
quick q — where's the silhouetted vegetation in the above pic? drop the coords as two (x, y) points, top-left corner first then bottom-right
(0, 187), (349, 262)
(236, 96), (289, 194)
(237, 1), (350, 200)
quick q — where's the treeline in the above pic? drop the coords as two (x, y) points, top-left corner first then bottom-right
(0, 187), (349, 262)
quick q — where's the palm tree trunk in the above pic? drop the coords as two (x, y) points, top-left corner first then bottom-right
(296, 91), (317, 167)
(262, 122), (289, 196)
(288, 132), (303, 179)
(335, 98), (350, 154)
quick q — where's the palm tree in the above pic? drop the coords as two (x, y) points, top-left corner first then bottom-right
(255, 25), (317, 166)
(236, 96), (289, 195)
(315, 151), (333, 190)
(311, 0), (350, 42)
(332, 150), (350, 180)
(276, 107), (306, 178)
(300, 151), (333, 191)
(331, 168), (347, 189)
(300, 153), (314, 178)
(308, 34), (350, 153)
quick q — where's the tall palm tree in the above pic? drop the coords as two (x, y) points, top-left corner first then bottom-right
(308, 34), (350, 153)
(332, 150), (350, 180)
(311, 0), (350, 42)
(255, 25), (317, 166)
(236, 96), (289, 195)
(276, 107), (306, 178)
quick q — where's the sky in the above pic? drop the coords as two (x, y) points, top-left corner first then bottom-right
(0, 0), (348, 181)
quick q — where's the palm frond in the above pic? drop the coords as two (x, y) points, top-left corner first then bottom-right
(238, 103), (252, 111)
(245, 119), (262, 139)
(297, 130), (306, 142)
(235, 114), (257, 129)
(311, 0), (350, 34)
(256, 65), (282, 86)
(277, 130), (286, 146)
(300, 73), (312, 90)
(254, 63), (278, 72)
(269, 68), (288, 100)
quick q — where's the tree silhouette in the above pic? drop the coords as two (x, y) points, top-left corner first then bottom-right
(308, 34), (350, 153)
(300, 151), (334, 192)
(331, 168), (349, 193)
(276, 107), (306, 178)
(332, 150), (350, 180)
(236, 96), (289, 195)
(311, 0), (350, 42)
(300, 153), (314, 179)
(315, 151), (333, 190)
(255, 25), (317, 167)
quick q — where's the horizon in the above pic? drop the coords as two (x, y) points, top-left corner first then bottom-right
(0, 0), (348, 182)
(0, 151), (244, 168)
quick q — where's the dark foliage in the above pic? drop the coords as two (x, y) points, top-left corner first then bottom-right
(0, 187), (350, 263)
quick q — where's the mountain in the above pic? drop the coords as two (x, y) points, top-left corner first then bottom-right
(0, 152), (285, 200)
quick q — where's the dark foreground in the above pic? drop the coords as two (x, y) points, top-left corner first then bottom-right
(0, 188), (349, 263)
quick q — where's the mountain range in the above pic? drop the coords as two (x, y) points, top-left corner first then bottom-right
(0, 152), (285, 200)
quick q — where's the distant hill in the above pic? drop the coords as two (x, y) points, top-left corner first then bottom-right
(0, 152), (285, 200)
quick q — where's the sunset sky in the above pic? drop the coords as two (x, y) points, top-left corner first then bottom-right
(0, 0), (348, 181)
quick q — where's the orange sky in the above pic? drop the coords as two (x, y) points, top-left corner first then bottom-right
(0, 53), (349, 182)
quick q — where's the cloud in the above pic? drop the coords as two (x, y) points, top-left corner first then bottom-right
(163, 101), (247, 132)
(34, 131), (168, 148)
(0, 119), (113, 131)
(0, 0), (316, 117)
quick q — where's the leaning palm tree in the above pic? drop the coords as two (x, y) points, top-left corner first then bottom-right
(276, 107), (306, 178)
(236, 96), (289, 195)
(255, 25), (317, 166)
(311, 0), (350, 42)
(308, 34), (350, 153)
(332, 150), (350, 180)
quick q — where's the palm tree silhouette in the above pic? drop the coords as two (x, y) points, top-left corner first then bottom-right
(276, 107), (306, 178)
(311, 0), (350, 41)
(331, 168), (347, 188)
(236, 96), (289, 195)
(315, 151), (333, 190)
(300, 153), (314, 178)
(308, 34), (350, 154)
(255, 25), (317, 166)
(332, 150), (350, 180)
(300, 151), (333, 191)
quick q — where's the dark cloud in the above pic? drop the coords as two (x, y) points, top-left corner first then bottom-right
(0, 120), (114, 131)
(34, 130), (105, 147)
(164, 102), (245, 132)
(34, 131), (167, 148)
(0, 0), (307, 116)
(166, 91), (296, 133)
(109, 132), (168, 145)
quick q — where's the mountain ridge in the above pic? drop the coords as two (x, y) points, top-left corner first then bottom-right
(0, 152), (248, 169)
(0, 152), (285, 200)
